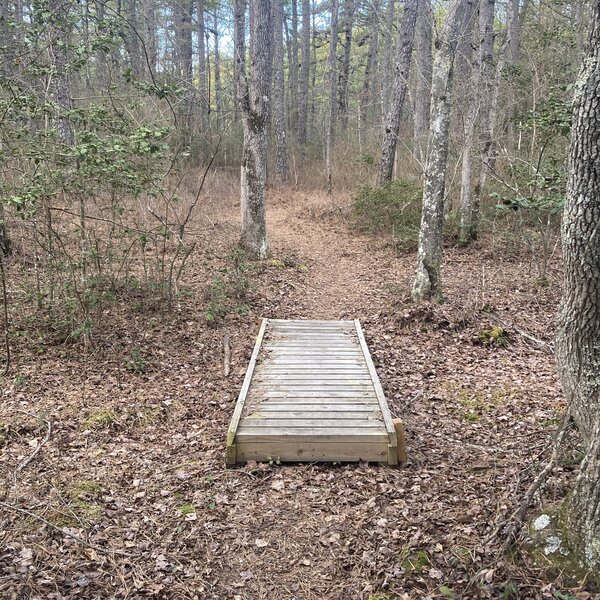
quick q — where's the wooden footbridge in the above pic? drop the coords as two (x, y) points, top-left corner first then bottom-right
(226, 319), (405, 466)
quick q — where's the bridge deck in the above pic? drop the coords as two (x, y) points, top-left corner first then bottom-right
(226, 319), (399, 465)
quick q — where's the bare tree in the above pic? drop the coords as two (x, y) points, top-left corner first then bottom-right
(297, 0), (310, 147)
(469, 0), (495, 238)
(412, 0), (473, 302)
(288, 0), (299, 129)
(326, 0), (339, 193)
(413, 0), (433, 167)
(273, 0), (288, 182)
(197, 0), (208, 131)
(338, 0), (355, 131)
(237, 0), (270, 258)
(359, 0), (381, 137)
(377, 0), (419, 185)
(213, 7), (223, 128)
(555, 0), (600, 570)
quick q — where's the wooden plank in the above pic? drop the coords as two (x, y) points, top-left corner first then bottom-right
(248, 391), (378, 398)
(236, 427), (389, 441)
(269, 319), (353, 327)
(239, 419), (383, 428)
(226, 318), (268, 465)
(236, 441), (388, 463)
(245, 411), (381, 419)
(354, 319), (398, 465)
(255, 375), (372, 381)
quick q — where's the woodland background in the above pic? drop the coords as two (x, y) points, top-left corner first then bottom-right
(0, 0), (595, 598)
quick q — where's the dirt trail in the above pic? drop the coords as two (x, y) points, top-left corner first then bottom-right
(264, 193), (406, 320)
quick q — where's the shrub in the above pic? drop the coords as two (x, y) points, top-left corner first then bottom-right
(351, 179), (422, 251)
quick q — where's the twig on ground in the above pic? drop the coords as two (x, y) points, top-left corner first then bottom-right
(488, 413), (572, 551)
(0, 500), (132, 556)
(496, 316), (554, 353)
(223, 334), (231, 377)
(15, 412), (52, 475)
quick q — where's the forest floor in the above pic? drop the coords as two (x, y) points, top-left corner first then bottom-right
(0, 185), (589, 599)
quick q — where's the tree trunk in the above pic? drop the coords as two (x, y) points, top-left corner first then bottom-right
(197, 0), (208, 132)
(289, 0), (299, 130)
(381, 0), (396, 115)
(49, 0), (75, 146)
(273, 0), (288, 182)
(326, 0), (339, 193)
(377, 0), (419, 185)
(555, 1), (600, 570)
(144, 0), (158, 75)
(413, 0), (433, 167)
(213, 8), (223, 128)
(458, 0), (479, 243)
(470, 0), (495, 238)
(412, 0), (472, 302)
(338, 0), (355, 131)
(480, 0), (526, 190)
(238, 0), (270, 259)
(359, 0), (381, 138)
(124, 0), (143, 78)
(297, 0), (310, 147)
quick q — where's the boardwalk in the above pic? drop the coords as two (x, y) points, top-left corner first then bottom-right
(226, 319), (401, 465)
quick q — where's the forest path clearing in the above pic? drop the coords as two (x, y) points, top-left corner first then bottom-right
(262, 191), (408, 320)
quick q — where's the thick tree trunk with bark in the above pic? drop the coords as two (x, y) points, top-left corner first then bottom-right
(413, 0), (433, 167)
(556, 1), (600, 570)
(273, 0), (288, 182)
(377, 0), (419, 185)
(237, 0), (270, 259)
(297, 0), (310, 147)
(412, 0), (472, 302)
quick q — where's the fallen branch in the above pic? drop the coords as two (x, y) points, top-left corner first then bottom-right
(496, 316), (553, 353)
(495, 413), (572, 551)
(0, 500), (131, 556)
(15, 411), (52, 475)
(223, 334), (231, 378)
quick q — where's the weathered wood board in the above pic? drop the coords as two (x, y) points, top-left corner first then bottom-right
(226, 319), (403, 465)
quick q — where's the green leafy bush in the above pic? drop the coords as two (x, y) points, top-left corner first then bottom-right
(204, 250), (254, 324)
(351, 180), (422, 250)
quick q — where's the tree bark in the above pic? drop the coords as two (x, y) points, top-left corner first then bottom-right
(381, 0), (396, 115)
(273, 0), (288, 182)
(49, 0), (74, 146)
(289, 0), (299, 130)
(213, 8), (223, 128)
(377, 0), (419, 185)
(412, 0), (473, 302)
(469, 0), (495, 238)
(238, 0), (270, 259)
(359, 0), (381, 138)
(413, 0), (433, 167)
(555, 0), (600, 570)
(458, 0), (479, 242)
(326, 0), (339, 193)
(338, 0), (355, 131)
(197, 0), (208, 132)
(297, 0), (310, 147)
